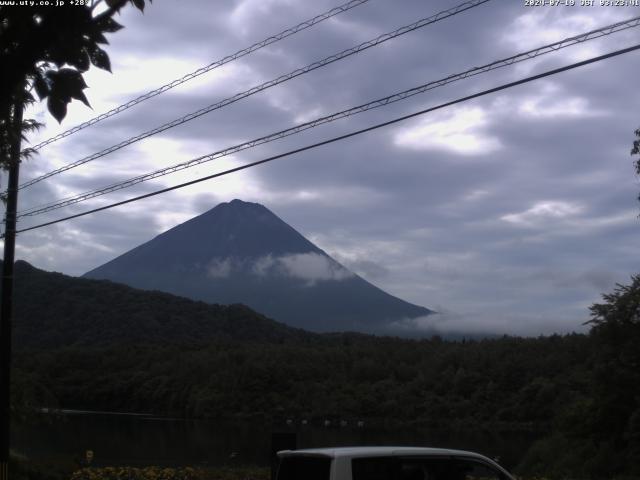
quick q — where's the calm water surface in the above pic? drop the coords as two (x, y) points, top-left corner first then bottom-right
(13, 411), (539, 471)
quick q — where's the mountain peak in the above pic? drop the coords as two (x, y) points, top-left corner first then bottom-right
(228, 198), (255, 206)
(200, 198), (268, 219)
(217, 198), (264, 211)
(84, 200), (433, 333)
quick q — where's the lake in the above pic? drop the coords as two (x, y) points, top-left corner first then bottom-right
(12, 411), (539, 471)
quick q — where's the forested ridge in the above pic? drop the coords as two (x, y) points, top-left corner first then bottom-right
(6, 260), (310, 348)
(6, 262), (640, 478)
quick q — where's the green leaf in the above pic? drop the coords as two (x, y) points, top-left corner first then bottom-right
(48, 68), (91, 109)
(71, 89), (91, 108)
(21, 119), (43, 134)
(33, 73), (49, 100)
(96, 16), (123, 33)
(47, 96), (67, 123)
(89, 45), (111, 72)
(23, 91), (35, 104)
(92, 31), (109, 45)
(131, 0), (145, 11)
(73, 51), (90, 72)
(57, 68), (88, 89)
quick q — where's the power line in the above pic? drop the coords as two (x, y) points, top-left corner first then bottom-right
(28, 0), (371, 152)
(19, 14), (638, 216)
(18, 15), (640, 218)
(19, 0), (491, 190)
(10, 43), (640, 237)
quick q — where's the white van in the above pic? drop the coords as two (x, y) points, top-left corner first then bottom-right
(276, 446), (514, 480)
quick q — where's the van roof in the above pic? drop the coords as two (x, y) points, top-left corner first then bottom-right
(277, 446), (491, 460)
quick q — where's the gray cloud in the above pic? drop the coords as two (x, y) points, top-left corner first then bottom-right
(206, 257), (234, 278)
(5, 0), (640, 335)
(199, 252), (355, 284)
(252, 252), (353, 284)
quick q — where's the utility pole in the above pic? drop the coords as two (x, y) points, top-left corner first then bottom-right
(0, 94), (23, 480)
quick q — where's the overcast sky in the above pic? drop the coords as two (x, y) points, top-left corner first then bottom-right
(5, 0), (640, 335)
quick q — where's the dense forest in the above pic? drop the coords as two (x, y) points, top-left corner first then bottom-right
(14, 335), (589, 428)
(6, 262), (640, 478)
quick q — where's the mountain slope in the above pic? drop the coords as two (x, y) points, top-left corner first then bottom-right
(84, 199), (433, 332)
(5, 260), (310, 349)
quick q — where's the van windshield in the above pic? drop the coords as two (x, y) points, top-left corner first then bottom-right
(277, 456), (332, 480)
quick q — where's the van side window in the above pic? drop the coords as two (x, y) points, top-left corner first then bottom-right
(277, 456), (331, 480)
(352, 456), (397, 480)
(352, 457), (505, 480)
(453, 459), (503, 480)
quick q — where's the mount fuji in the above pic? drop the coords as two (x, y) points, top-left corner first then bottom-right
(84, 199), (433, 333)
